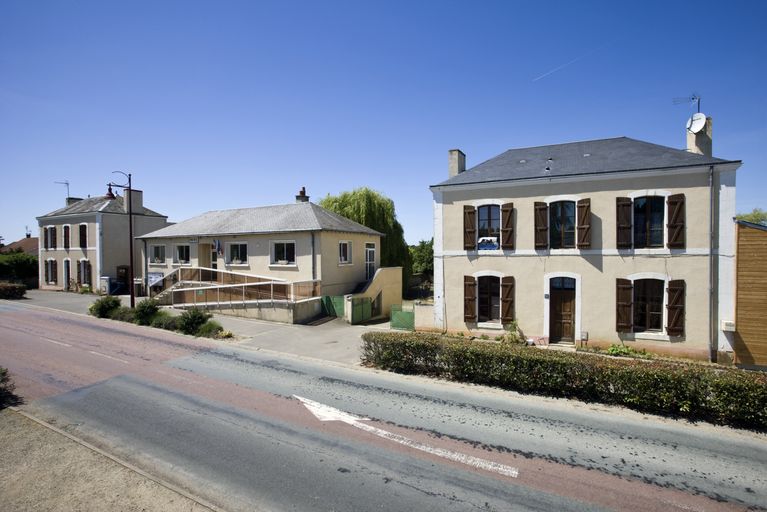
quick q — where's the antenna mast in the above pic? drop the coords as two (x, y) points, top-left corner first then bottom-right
(673, 94), (701, 113)
(54, 180), (71, 197)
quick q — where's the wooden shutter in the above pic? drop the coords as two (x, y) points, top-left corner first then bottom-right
(463, 206), (476, 250)
(85, 261), (92, 285)
(44, 261), (50, 283)
(501, 276), (515, 324)
(616, 278), (633, 333)
(63, 226), (69, 249)
(534, 202), (549, 249)
(77, 262), (82, 285)
(51, 260), (57, 284)
(80, 224), (87, 248)
(464, 276), (477, 322)
(577, 198), (591, 248)
(43, 228), (49, 250)
(501, 203), (514, 250)
(51, 226), (57, 249)
(666, 280), (685, 337)
(667, 194), (686, 249)
(616, 197), (632, 249)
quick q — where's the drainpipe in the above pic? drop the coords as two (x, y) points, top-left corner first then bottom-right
(142, 239), (148, 296)
(709, 165), (717, 363)
(311, 231), (317, 281)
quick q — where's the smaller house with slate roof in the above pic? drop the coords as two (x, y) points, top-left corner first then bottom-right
(430, 118), (741, 361)
(138, 188), (384, 299)
(37, 187), (169, 293)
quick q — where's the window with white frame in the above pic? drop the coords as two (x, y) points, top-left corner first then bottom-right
(63, 225), (70, 249)
(150, 245), (166, 264)
(44, 259), (58, 284)
(271, 241), (296, 265)
(227, 243), (248, 265)
(174, 245), (191, 264)
(339, 241), (352, 264)
(43, 226), (57, 250)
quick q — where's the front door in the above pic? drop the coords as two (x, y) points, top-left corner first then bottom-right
(549, 277), (575, 342)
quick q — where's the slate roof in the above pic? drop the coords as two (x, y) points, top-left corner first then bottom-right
(138, 202), (383, 239)
(38, 195), (165, 218)
(432, 137), (740, 188)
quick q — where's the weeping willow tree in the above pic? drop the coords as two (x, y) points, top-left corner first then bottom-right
(319, 188), (411, 288)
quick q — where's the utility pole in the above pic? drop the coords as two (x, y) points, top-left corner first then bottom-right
(108, 172), (135, 308)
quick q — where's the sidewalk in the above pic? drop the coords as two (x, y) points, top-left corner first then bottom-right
(22, 289), (389, 365)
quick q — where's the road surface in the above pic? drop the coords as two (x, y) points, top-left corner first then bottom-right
(1, 300), (765, 511)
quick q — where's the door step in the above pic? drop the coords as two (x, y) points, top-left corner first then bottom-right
(545, 342), (576, 352)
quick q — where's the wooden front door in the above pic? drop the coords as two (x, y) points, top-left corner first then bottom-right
(550, 277), (576, 342)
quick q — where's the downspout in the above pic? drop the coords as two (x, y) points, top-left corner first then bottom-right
(311, 231), (316, 281)
(96, 213), (103, 293)
(142, 239), (148, 294)
(708, 165), (717, 363)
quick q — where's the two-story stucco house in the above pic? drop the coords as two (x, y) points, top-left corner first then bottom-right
(137, 188), (383, 297)
(37, 187), (169, 293)
(431, 119), (740, 361)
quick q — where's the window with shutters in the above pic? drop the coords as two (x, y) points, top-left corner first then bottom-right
(78, 260), (92, 286)
(633, 197), (664, 248)
(633, 279), (664, 332)
(43, 226), (57, 250)
(477, 205), (500, 250)
(45, 259), (57, 284)
(477, 276), (501, 322)
(79, 224), (88, 249)
(63, 225), (70, 250)
(549, 201), (576, 249)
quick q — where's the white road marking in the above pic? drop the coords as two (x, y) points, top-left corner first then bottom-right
(88, 350), (130, 364)
(294, 395), (519, 478)
(42, 337), (71, 347)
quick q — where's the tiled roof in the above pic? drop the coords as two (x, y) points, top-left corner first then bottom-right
(432, 137), (739, 188)
(138, 202), (383, 239)
(38, 195), (165, 218)
(0, 237), (38, 256)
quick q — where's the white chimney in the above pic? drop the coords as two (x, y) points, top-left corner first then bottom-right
(124, 189), (143, 213)
(687, 116), (713, 157)
(448, 149), (466, 178)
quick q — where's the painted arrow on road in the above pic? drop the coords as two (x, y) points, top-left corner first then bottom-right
(294, 395), (519, 478)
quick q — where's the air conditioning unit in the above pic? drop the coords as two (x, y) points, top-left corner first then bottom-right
(721, 320), (736, 332)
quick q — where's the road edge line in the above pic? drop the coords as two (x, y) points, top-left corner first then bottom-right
(8, 406), (227, 512)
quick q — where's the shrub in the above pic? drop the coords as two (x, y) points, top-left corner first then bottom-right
(150, 310), (178, 331)
(219, 330), (234, 339)
(0, 282), (26, 299)
(360, 331), (767, 430)
(198, 320), (224, 338)
(134, 299), (160, 326)
(89, 295), (121, 318)
(108, 306), (136, 323)
(177, 307), (212, 335)
(606, 343), (652, 359)
(0, 366), (22, 408)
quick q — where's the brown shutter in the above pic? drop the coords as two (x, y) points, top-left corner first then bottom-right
(501, 203), (514, 250)
(501, 276), (515, 324)
(616, 278), (633, 333)
(63, 226), (69, 249)
(44, 261), (50, 283)
(51, 226), (57, 249)
(51, 260), (57, 284)
(77, 262), (82, 285)
(667, 194), (686, 249)
(80, 224), (87, 248)
(666, 280), (685, 337)
(577, 198), (591, 248)
(616, 197), (632, 249)
(85, 261), (92, 285)
(464, 276), (477, 322)
(534, 202), (549, 249)
(463, 206), (476, 250)
(43, 228), (49, 250)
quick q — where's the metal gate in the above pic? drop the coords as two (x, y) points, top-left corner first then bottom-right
(390, 304), (415, 331)
(321, 296), (345, 317)
(351, 297), (372, 324)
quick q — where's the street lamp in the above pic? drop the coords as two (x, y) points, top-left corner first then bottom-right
(108, 171), (135, 308)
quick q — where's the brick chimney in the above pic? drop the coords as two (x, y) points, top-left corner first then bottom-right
(295, 186), (310, 203)
(687, 116), (713, 157)
(448, 149), (466, 178)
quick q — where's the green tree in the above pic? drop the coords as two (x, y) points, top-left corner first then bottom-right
(0, 251), (38, 282)
(409, 238), (433, 277)
(319, 188), (411, 288)
(736, 208), (767, 226)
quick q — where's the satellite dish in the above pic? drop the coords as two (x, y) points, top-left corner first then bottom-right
(686, 112), (706, 134)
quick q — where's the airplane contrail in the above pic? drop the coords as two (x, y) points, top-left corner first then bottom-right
(532, 41), (614, 82)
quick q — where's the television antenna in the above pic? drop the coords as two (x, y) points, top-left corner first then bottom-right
(673, 93), (701, 113)
(54, 180), (70, 197)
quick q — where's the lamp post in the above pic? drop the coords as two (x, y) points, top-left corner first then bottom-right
(108, 171), (135, 308)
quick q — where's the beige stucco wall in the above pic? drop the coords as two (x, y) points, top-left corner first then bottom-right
(102, 213), (169, 280)
(435, 169), (719, 356)
(317, 231), (380, 296)
(38, 217), (98, 291)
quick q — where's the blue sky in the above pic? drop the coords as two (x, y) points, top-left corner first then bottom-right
(1, 0), (765, 245)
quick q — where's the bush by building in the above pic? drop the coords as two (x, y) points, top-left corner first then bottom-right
(0, 282), (26, 299)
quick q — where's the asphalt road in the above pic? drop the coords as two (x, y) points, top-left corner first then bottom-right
(1, 300), (766, 511)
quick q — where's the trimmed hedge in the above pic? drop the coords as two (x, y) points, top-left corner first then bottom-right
(0, 282), (26, 299)
(361, 331), (767, 430)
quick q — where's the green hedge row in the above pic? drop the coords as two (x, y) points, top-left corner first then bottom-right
(0, 282), (26, 299)
(361, 331), (767, 430)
